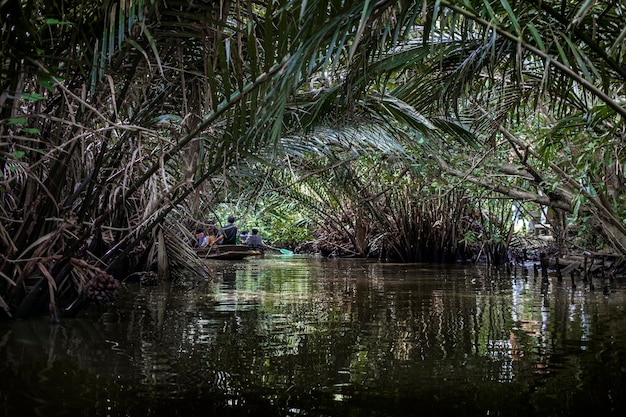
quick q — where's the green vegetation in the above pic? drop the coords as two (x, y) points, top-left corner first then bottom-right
(205, 202), (312, 248)
(1, 0), (624, 319)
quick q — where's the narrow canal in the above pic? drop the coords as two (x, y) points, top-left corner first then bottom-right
(2, 255), (625, 416)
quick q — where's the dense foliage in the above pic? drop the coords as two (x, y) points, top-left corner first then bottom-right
(1, 0), (624, 319)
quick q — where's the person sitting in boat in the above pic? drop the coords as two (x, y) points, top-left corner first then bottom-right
(194, 227), (206, 247)
(218, 215), (238, 244)
(246, 228), (266, 253)
(239, 230), (249, 244)
(203, 221), (223, 247)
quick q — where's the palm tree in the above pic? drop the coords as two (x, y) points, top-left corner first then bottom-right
(412, 1), (626, 254)
(279, 0), (626, 256)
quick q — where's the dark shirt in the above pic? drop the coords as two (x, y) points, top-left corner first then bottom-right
(246, 234), (264, 251)
(220, 224), (238, 244)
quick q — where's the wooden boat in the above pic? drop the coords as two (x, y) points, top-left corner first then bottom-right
(201, 250), (261, 260)
(196, 244), (262, 260)
(215, 244), (256, 253)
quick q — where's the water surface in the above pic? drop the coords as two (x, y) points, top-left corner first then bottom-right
(1, 256), (625, 416)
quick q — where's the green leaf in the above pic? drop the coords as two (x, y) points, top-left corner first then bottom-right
(6, 117), (27, 125)
(564, 36), (600, 81)
(480, 0), (498, 24)
(150, 114), (183, 124)
(20, 93), (45, 101)
(10, 151), (25, 159)
(499, 0), (521, 35)
(22, 128), (40, 134)
(526, 23), (545, 50)
(45, 18), (73, 26)
(553, 38), (570, 67)
(38, 74), (61, 93)
(608, 25), (626, 55)
(141, 26), (164, 76)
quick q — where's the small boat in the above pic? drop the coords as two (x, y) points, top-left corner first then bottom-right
(196, 244), (262, 260)
(215, 244), (256, 253)
(201, 250), (261, 260)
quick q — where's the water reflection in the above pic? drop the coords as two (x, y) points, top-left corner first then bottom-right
(1, 256), (626, 416)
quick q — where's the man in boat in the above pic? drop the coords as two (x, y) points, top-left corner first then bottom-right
(246, 228), (266, 253)
(218, 215), (238, 244)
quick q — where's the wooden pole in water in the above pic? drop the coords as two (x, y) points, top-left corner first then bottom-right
(540, 252), (549, 283)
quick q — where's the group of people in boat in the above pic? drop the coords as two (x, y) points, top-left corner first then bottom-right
(194, 215), (267, 252)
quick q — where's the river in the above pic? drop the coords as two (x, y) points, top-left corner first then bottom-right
(1, 255), (625, 416)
